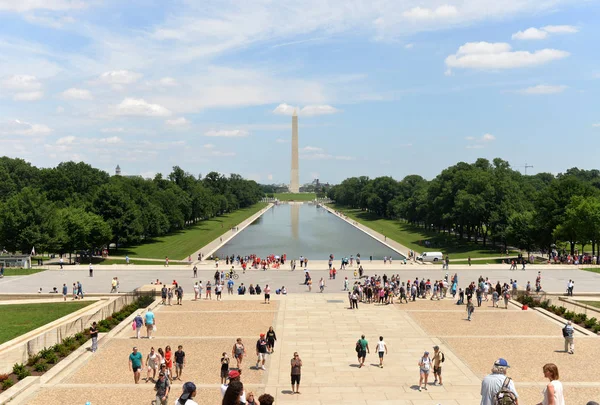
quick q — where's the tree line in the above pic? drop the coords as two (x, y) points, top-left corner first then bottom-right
(327, 158), (600, 255)
(0, 157), (263, 255)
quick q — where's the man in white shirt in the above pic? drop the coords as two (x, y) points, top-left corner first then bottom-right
(376, 336), (387, 368)
(480, 358), (519, 405)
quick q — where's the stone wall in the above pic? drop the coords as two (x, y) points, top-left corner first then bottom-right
(0, 294), (139, 374)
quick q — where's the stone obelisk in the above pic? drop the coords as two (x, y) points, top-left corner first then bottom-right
(290, 109), (299, 192)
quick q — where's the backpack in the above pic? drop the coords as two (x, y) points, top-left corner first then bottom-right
(494, 377), (518, 405)
(355, 340), (361, 353)
(441, 352), (445, 363)
(562, 326), (569, 338)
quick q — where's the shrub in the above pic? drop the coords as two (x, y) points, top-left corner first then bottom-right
(539, 300), (550, 309)
(16, 368), (30, 380)
(44, 352), (59, 365)
(593, 324), (600, 333)
(585, 318), (598, 329)
(56, 344), (70, 358)
(39, 347), (54, 360)
(74, 332), (85, 342)
(26, 355), (40, 367)
(0, 373), (9, 382)
(34, 361), (48, 372)
(563, 311), (575, 320)
(12, 363), (25, 375)
(2, 379), (14, 390)
(63, 337), (78, 351)
(556, 306), (567, 315)
(98, 319), (110, 329)
(548, 305), (557, 313)
(572, 313), (587, 325)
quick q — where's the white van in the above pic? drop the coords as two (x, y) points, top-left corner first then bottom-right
(416, 252), (444, 262)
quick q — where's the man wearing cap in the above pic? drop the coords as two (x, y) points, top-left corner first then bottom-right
(154, 370), (170, 405)
(128, 346), (143, 384)
(480, 358), (519, 405)
(432, 345), (444, 386)
(220, 370), (247, 402)
(174, 382), (197, 405)
(256, 333), (268, 370)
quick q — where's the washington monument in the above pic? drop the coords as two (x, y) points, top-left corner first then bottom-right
(290, 109), (299, 192)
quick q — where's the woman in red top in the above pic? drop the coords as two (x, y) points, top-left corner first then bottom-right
(164, 345), (173, 382)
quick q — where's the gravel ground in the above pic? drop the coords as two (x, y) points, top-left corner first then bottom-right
(408, 310), (561, 336)
(116, 310), (276, 338)
(27, 386), (223, 405)
(156, 299), (279, 312)
(443, 336), (600, 382)
(518, 385), (600, 405)
(67, 338), (273, 385)
(397, 297), (519, 311)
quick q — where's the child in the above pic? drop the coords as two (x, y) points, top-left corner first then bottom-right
(220, 352), (229, 384)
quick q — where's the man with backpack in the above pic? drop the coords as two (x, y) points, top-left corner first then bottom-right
(355, 334), (369, 368)
(480, 358), (519, 405)
(563, 321), (574, 354)
(432, 345), (444, 386)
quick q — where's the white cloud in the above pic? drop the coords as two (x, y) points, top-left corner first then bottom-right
(204, 129), (249, 138)
(482, 133), (495, 142)
(99, 70), (142, 85)
(404, 43), (414, 49)
(0, 0), (87, 12)
(542, 25), (578, 34)
(203, 143), (215, 149)
(273, 103), (340, 116)
(101, 136), (122, 144)
(116, 98), (172, 117)
(302, 146), (323, 152)
(267, 174), (273, 181)
(512, 28), (548, 40)
(518, 84), (567, 95)
(61, 87), (92, 100)
(165, 117), (190, 127)
(275, 138), (289, 143)
(445, 42), (569, 70)
(465, 133), (495, 148)
(1, 74), (41, 90)
(101, 127), (125, 133)
(0, 119), (52, 136)
(402, 5), (458, 20)
(512, 25), (579, 40)
(13, 91), (43, 101)
(56, 135), (76, 144)
(158, 77), (178, 86)
(593, 123), (600, 128)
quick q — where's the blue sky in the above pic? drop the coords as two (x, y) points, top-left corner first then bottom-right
(1, 0), (599, 184)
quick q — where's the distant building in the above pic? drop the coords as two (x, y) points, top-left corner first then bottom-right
(115, 165), (121, 176)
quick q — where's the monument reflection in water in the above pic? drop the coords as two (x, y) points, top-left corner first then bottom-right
(214, 204), (403, 260)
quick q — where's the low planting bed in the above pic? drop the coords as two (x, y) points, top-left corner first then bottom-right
(517, 295), (600, 334)
(0, 295), (154, 393)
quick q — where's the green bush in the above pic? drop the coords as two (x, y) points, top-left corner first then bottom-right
(572, 313), (587, 324)
(39, 347), (54, 360)
(586, 318), (598, 329)
(44, 352), (59, 365)
(12, 363), (25, 375)
(63, 336), (78, 351)
(563, 311), (575, 320)
(2, 379), (14, 390)
(74, 332), (86, 343)
(56, 344), (70, 358)
(593, 324), (600, 333)
(34, 361), (48, 372)
(26, 355), (40, 367)
(16, 368), (30, 380)
(98, 319), (110, 329)
(539, 300), (550, 309)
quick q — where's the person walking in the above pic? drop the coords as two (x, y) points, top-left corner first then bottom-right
(291, 352), (302, 394)
(205, 281), (212, 300)
(466, 297), (475, 321)
(154, 371), (170, 405)
(145, 308), (155, 339)
(266, 326), (277, 353)
(89, 263), (93, 277)
(480, 358), (519, 405)
(133, 312), (143, 339)
(89, 322), (98, 352)
(264, 284), (271, 304)
(319, 277), (325, 292)
(256, 333), (268, 370)
(432, 345), (444, 386)
(165, 345), (173, 382)
(536, 363), (564, 405)
(418, 351), (431, 391)
(174, 345), (186, 380)
(193, 265), (197, 278)
(174, 381), (198, 405)
(356, 334), (369, 368)
(193, 282), (199, 300)
(562, 321), (574, 354)
(232, 338), (246, 369)
(129, 346), (143, 384)
(62, 283), (68, 301)
(351, 291), (359, 309)
(376, 336), (388, 368)
(146, 347), (159, 383)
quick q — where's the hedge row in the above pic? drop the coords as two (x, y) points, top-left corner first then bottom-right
(518, 295), (600, 333)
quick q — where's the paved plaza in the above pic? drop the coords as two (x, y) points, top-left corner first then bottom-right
(13, 285), (600, 405)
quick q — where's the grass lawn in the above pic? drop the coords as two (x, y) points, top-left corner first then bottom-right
(91, 258), (177, 265)
(581, 268), (600, 274)
(114, 203), (267, 260)
(0, 301), (94, 344)
(274, 192), (316, 201)
(329, 204), (515, 259)
(582, 301), (600, 309)
(1, 268), (46, 276)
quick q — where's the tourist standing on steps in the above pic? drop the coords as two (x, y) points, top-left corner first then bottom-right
(356, 334), (369, 368)
(215, 282), (223, 301)
(89, 322), (98, 352)
(174, 345), (186, 380)
(480, 358), (519, 405)
(266, 326), (277, 353)
(466, 297), (474, 321)
(256, 333), (268, 370)
(154, 371), (170, 405)
(418, 351), (431, 391)
(537, 363), (564, 405)
(206, 281), (212, 299)
(264, 284), (271, 303)
(145, 308), (155, 338)
(62, 283), (68, 301)
(232, 338), (246, 369)
(129, 346), (144, 384)
(432, 345), (444, 386)
(376, 336), (387, 368)
(562, 321), (574, 354)
(291, 352), (302, 394)
(220, 353), (230, 384)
